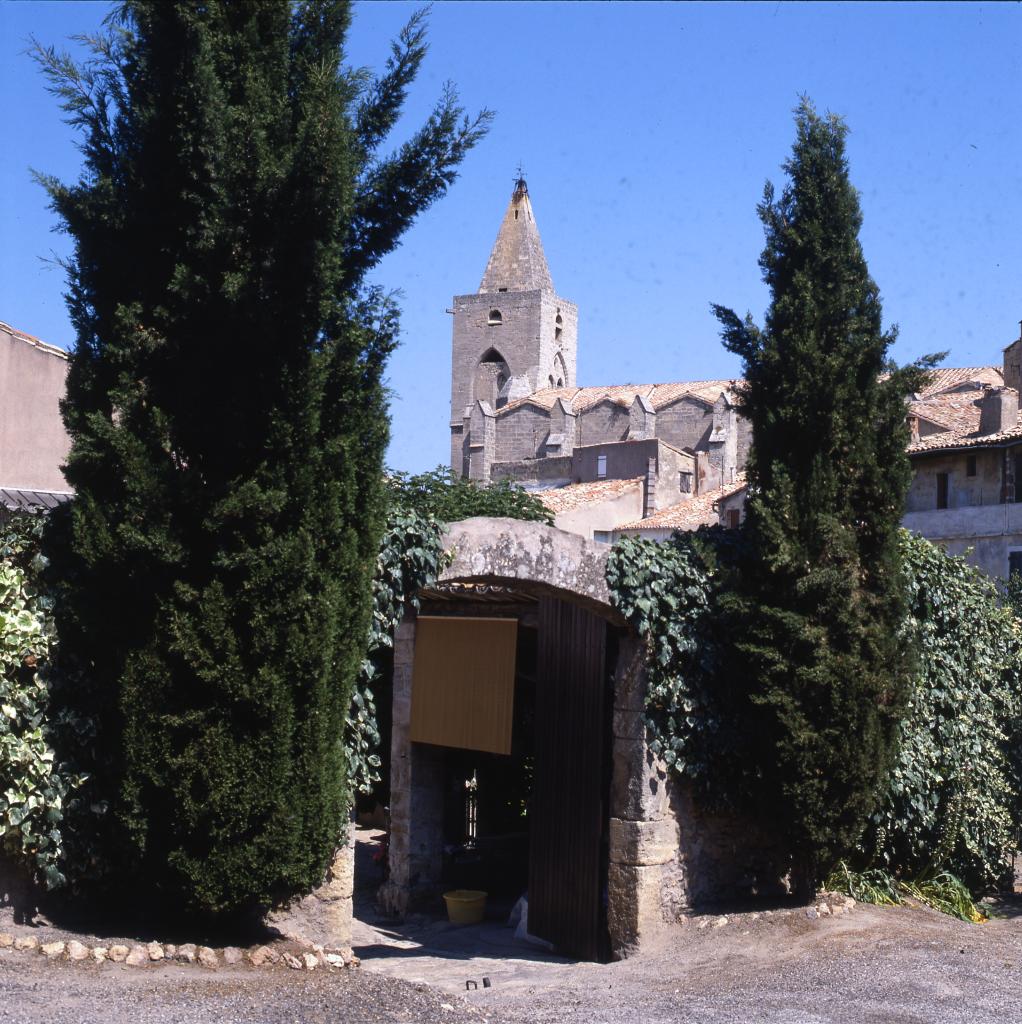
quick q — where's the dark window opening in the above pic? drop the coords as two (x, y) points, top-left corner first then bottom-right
(488, 309), (502, 325)
(966, 454), (977, 477)
(936, 472), (949, 510)
(556, 378), (563, 387)
(1013, 454), (1022, 503)
(514, 209), (519, 220)
(679, 471), (693, 494)
(498, 287), (508, 292)
(726, 509), (741, 529)
(1010, 550), (1022, 581)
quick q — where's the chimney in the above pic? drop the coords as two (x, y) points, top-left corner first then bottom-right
(979, 386), (1019, 436)
(1002, 321), (1022, 394)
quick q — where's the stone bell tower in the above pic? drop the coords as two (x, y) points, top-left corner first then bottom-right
(450, 176), (578, 476)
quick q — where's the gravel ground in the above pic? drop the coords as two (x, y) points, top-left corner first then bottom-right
(460, 899), (1022, 1024)
(1, 899), (1021, 1023)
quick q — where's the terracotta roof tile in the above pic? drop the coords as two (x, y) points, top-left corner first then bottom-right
(536, 477), (644, 514)
(917, 366), (1002, 396)
(616, 476), (747, 532)
(907, 423), (1022, 454)
(499, 366), (999, 419)
(909, 390), (984, 433)
(499, 380), (735, 416)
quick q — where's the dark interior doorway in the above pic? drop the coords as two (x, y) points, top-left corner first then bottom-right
(418, 587), (613, 962)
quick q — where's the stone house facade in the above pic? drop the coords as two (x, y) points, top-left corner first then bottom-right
(901, 333), (1022, 582)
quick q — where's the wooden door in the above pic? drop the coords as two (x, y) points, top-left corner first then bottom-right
(528, 597), (607, 961)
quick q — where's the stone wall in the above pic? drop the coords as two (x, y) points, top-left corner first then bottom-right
(578, 400), (630, 447)
(267, 837), (355, 949)
(450, 289), (577, 473)
(377, 614), (447, 914)
(655, 395), (714, 454)
(491, 455), (573, 488)
(906, 448), (1004, 512)
(606, 636), (790, 957)
(494, 402), (551, 463)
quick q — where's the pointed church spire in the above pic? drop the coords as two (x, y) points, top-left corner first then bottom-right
(478, 175), (554, 294)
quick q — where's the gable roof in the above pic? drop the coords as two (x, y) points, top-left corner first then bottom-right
(917, 366), (1003, 396)
(499, 366), (1003, 421)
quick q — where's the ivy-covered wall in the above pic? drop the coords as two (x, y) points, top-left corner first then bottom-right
(606, 526), (1022, 896)
(0, 512), (82, 892)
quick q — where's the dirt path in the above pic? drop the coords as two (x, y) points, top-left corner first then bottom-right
(1, 898), (1020, 1022)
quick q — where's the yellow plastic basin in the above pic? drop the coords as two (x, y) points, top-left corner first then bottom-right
(443, 889), (487, 925)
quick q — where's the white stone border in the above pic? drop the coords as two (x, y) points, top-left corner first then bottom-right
(0, 933), (359, 970)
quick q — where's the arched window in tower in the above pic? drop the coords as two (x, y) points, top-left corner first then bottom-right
(475, 348), (511, 410)
(488, 309), (502, 326)
(552, 350), (567, 391)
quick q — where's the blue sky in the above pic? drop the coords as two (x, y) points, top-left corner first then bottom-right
(2, 1), (1020, 472)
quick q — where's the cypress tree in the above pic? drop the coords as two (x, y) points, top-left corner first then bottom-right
(712, 99), (931, 887)
(35, 1), (489, 917)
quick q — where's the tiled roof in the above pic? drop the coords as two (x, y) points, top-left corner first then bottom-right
(907, 423), (1022, 455)
(0, 488), (73, 511)
(499, 366), (1001, 419)
(909, 390), (984, 433)
(617, 476), (747, 532)
(500, 380), (736, 416)
(917, 366), (1002, 396)
(0, 321), (69, 360)
(536, 477), (644, 514)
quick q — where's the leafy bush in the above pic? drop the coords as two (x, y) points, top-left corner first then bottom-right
(0, 512), (81, 889)
(859, 531), (1022, 892)
(608, 524), (1022, 902)
(827, 861), (986, 924)
(605, 529), (722, 784)
(347, 508), (446, 795)
(387, 467), (553, 525)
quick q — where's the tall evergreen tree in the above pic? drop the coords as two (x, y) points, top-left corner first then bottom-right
(713, 99), (931, 887)
(35, 1), (489, 917)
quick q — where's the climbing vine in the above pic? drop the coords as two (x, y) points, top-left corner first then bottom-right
(859, 532), (1022, 891)
(605, 530), (723, 784)
(346, 469), (552, 794)
(0, 512), (83, 889)
(346, 508), (446, 795)
(606, 526), (1022, 895)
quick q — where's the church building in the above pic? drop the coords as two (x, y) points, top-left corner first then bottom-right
(449, 176), (748, 541)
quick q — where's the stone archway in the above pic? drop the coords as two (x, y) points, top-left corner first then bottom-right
(377, 517), (674, 960)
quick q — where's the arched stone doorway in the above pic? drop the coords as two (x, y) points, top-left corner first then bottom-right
(377, 518), (670, 961)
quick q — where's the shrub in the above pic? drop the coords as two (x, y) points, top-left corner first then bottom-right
(0, 512), (81, 889)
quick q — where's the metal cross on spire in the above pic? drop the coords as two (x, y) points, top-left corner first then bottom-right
(513, 162), (528, 196)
